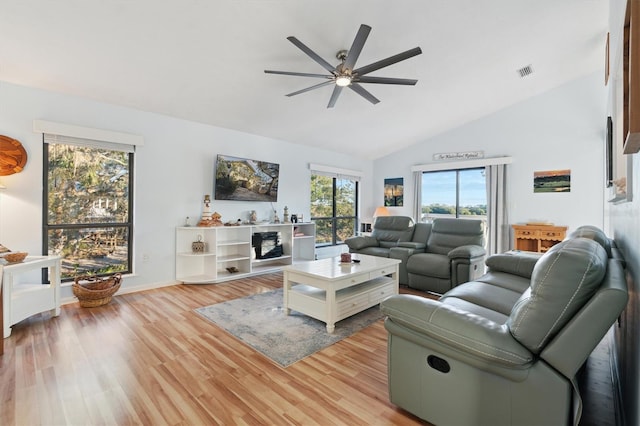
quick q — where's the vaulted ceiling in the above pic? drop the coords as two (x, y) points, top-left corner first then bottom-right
(0, 1), (608, 159)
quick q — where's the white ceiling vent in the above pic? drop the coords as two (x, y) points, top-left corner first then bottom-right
(517, 64), (534, 78)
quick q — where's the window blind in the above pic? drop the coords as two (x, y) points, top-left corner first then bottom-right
(309, 163), (362, 181)
(42, 133), (135, 153)
(411, 156), (512, 172)
(34, 119), (143, 153)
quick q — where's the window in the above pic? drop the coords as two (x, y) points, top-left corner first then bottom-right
(310, 174), (358, 246)
(420, 168), (486, 221)
(43, 139), (134, 281)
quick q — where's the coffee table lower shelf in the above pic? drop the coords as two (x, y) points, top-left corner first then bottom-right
(286, 277), (396, 333)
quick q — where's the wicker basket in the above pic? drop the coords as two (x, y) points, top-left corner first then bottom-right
(2, 251), (28, 263)
(73, 273), (122, 308)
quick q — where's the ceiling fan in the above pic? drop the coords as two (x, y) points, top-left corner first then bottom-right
(264, 24), (422, 108)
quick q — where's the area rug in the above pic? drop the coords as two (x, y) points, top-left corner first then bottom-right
(195, 288), (384, 367)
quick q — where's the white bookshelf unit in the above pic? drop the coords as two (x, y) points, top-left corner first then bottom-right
(176, 222), (315, 283)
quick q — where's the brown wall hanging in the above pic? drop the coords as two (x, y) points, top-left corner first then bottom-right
(0, 135), (28, 175)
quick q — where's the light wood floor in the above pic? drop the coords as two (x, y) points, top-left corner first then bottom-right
(0, 272), (614, 425)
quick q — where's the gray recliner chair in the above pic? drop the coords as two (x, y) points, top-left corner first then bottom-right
(381, 237), (628, 426)
(345, 216), (431, 285)
(406, 218), (486, 293)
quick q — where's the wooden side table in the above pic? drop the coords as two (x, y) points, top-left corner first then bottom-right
(512, 224), (567, 253)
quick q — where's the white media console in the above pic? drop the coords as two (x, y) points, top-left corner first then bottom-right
(175, 222), (315, 283)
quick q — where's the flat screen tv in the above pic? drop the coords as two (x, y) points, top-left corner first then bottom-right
(214, 154), (279, 202)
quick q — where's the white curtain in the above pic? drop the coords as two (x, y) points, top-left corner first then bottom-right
(413, 171), (423, 222)
(486, 164), (509, 255)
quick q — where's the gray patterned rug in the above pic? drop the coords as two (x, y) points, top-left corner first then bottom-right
(195, 288), (384, 367)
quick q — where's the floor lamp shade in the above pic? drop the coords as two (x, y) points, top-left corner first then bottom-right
(373, 206), (390, 217)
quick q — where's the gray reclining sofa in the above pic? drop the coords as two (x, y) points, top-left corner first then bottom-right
(346, 216), (486, 293)
(380, 226), (628, 425)
(345, 216), (430, 285)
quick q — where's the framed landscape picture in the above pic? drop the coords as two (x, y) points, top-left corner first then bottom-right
(533, 169), (571, 193)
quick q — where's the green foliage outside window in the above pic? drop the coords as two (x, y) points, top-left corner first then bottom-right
(310, 174), (357, 245)
(45, 144), (132, 280)
(421, 168), (487, 221)
(422, 203), (487, 217)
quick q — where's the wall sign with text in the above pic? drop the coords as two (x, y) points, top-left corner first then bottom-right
(433, 151), (484, 161)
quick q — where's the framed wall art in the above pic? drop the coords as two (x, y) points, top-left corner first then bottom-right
(384, 177), (403, 206)
(533, 169), (570, 193)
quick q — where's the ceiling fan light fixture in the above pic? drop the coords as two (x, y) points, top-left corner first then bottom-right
(265, 24), (422, 107)
(335, 75), (352, 87)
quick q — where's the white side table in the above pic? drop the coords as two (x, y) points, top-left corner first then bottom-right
(3, 255), (62, 338)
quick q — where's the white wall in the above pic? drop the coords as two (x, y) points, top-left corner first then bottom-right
(374, 72), (607, 237)
(0, 81), (373, 297)
(607, 1), (640, 424)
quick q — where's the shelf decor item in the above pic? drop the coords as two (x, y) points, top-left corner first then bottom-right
(0, 135), (28, 176)
(192, 235), (205, 253)
(1, 251), (28, 264)
(72, 273), (122, 308)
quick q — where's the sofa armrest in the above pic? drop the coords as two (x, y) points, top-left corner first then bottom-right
(389, 246), (421, 262)
(381, 294), (533, 367)
(485, 251), (542, 279)
(447, 244), (486, 260)
(345, 236), (379, 251)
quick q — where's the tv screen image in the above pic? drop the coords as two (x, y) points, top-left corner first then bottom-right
(215, 154), (279, 202)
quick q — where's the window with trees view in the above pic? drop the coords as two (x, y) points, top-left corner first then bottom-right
(420, 168), (486, 222)
(43, 142), (133, 281)
(310, 174), (358, 246)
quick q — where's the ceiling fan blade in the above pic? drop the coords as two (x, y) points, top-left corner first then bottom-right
(265, 70), (330, 79)
(356, 76), (418, 85)
(354, 47), (422, 76)
(342, 24), (371, 71)
(286, 36), (336, 73)
(327, 86), (343, 108)
(285, 80), (334, 97)
(349, 83), (380, 105)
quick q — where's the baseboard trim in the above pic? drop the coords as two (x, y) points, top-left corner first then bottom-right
(61, 280), (180, 305)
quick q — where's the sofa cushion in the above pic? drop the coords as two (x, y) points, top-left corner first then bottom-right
(441, 281), (524, 316)
(356, 247), (391, 257)
(438, 297), (510, 324)
(486, 251), (542, 279)
(507, 238), (608, 354)
(375, 229), (414, 244)
(476, 271), (531, 293)
(411, 222), (432, 244)
(426, 218), (485, 255)
(371, 216), (415, 244)
(379, 241), (400, 248)
(406, 252), (451, 279)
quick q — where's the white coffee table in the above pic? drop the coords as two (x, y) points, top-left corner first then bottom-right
(282, 254), (400, 333)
